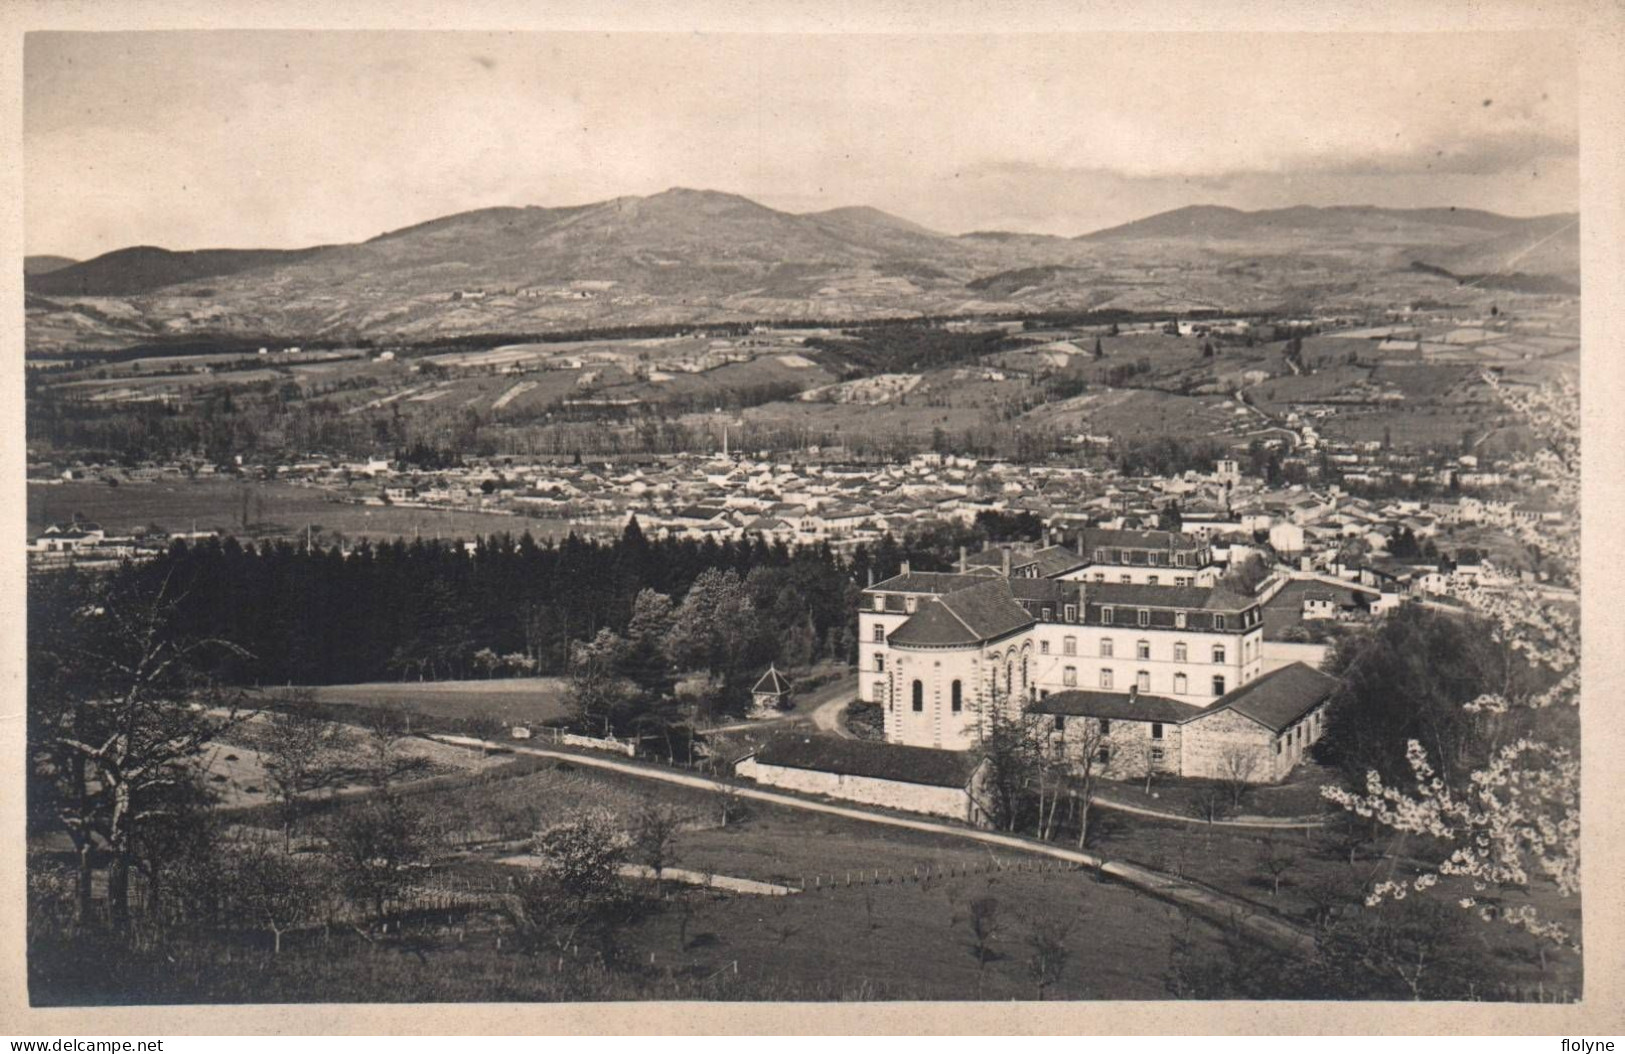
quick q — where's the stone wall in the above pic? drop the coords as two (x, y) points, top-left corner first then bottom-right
(735, 757), (974, 822)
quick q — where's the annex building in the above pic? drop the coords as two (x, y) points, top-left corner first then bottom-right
(858, 530), (1337, 784)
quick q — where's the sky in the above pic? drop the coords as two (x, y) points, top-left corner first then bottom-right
(24, 30), (1579, 259)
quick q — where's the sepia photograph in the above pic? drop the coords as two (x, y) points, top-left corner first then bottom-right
(6, 3), (1619, 1033)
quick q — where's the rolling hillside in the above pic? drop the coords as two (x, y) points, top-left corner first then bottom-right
(24, 192), (1580, 354)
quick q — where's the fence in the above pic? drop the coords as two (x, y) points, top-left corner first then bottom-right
(761, 855), (1087, 895)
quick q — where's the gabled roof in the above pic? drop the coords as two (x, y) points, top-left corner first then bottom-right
(888, 578), (1034, 647)
(752, 665), (791, 695)
(1195, 662), (1340, 733)
(749, 734), (982, 789)
(1030, 690), (1204, 724)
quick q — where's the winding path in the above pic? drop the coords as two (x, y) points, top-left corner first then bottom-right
(430, 732), (1314, 953)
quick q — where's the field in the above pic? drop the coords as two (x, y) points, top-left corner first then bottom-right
(27, 480), (577, 543)
(301, 678), (574, 731)
(31, 754), (1233, 1003)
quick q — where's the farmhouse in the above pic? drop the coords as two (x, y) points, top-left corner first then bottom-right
(735, 734), (992, 825)
(1030, 662), (1338, 784)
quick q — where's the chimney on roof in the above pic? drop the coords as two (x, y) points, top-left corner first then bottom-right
(1076, 531), (1086, 557)
(867, 567), (876, 587)
(1002, 547), (1012, 577)
(900, 559), (911, 576)
(958, 545), (967, 573)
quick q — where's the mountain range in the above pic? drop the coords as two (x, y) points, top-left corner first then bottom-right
(24, 189), (1579, 353)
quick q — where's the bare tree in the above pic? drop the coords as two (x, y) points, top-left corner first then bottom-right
(1216, 745), (1262, 808)
(1254, 835), (1296, 896)
(1025, 917), (1076, 999)
(629, 800), (687, 896)
(231, 838), (319, 955)
(361, 708), (432, 790)
(259, 689), (345, 843)
(27, 569), (251, 925)
(325, 793), (429, 923)
(967, 895), (1000, 970)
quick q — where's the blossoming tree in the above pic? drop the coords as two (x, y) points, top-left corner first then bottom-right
(1322, 374), (1580, 949)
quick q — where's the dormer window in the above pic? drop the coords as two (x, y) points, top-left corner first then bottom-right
(1041, 605), (1053, 620)
(1138, 609), (1150, 627)
(1175, 611), (1187, 629)
(905, 597), (918, 613)
(1101, 606), (1114, 624)
(1064, 604), (1077, 622)
(1174, 552), (1186, 567)
(1214, 614), (1226, 630)
(873, 595), (886, 612)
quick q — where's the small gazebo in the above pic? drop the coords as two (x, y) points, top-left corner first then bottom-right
(750, 664), (793, 717)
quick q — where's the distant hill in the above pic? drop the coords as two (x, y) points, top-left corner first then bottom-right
(26, 245), (330, 297)
(1414, 216), (1580, 281)
(22, 190), (1581, 353)
(24, 255), (78, 276)
(1079, 203), (1576, 254)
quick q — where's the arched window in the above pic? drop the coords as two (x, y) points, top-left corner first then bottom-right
(1006, 661), (1014, 694)
(912, 679), (924, 712)
(1174, 673), (1188, 694)
(1173, 641), (1188, 662)
(951, 680), (963, 713)
(1137, 670), (1150, 692)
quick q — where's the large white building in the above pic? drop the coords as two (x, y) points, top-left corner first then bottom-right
(856, 529), (1333, 784)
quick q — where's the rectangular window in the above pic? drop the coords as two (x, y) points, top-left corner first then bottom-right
(1174, 673), (1187, 694)
(1097, 745), (1110, 765)
(1063, 666), (1077, 687)
(875, 655), (885, 672)
(1173, 641), (1188, 661)
(1095, 637), (1108, 658)
(1093, 573), (1105, 583)
(1214, 614), (1226, 630)
(1175, 611), (1187, 628)
(1101, 606), (1114, 624)
(1137, 640), (1150, 660)
(1148, 575), (1159, 585)
(1138, 609), (1150, 627)
(1041, 606), (1052, 620)
(1040, 640), (1050, 655)
(1120, 574), (1133, 584)
(1213, 645), (1226, 664)
(1064, 604), (1077, 622)
(1064, 636), (1078, 656)
(1137, 670), (1150, 692)
(872, 624), (885, 643)
(1053, 714), (1066, 732)
(1100, 669), (1114, 690)
(1151, 722), (1164, 740)
(1212, 675), (1226, 696)
(1151, 746), (1166, 763)
(873, 595), (885, 611)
